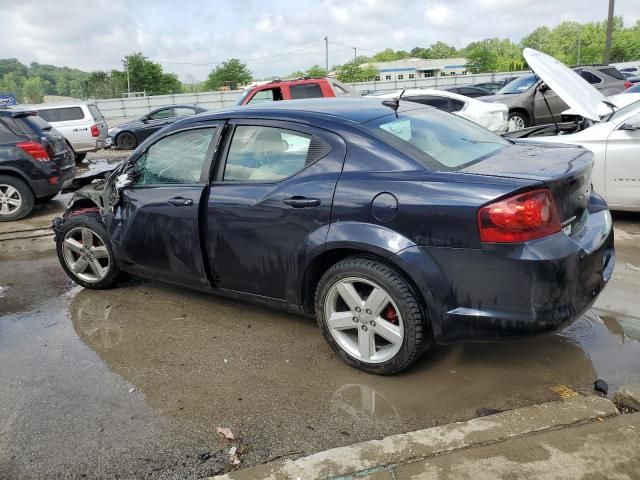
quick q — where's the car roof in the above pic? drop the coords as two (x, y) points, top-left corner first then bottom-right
(184, 98), (424, 125)
(372, 88), (470, 102)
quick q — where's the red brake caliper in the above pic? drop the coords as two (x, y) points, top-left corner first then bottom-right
(383, 305), (399, 325)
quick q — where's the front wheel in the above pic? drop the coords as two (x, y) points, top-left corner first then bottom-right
(315, 257), (431, 375)
(0, 175), (35, 222)
(508, 111), (529, 131)
(56, 212), (121, 289)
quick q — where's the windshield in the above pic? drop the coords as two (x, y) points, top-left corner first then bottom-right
(363, 107), (509, 171)
(496, 74), (537, 94)
(609, 99), (640, 123)
(234, 89), (252, 106)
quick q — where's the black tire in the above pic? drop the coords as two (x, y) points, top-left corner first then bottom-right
(75, 152), (87, 163)
(315, 256), (431, 375)
(116, 132), (138, 150)
(0, 175), (35, 222)
(508, 110), (529, 131)
(56, 211), (122, 289)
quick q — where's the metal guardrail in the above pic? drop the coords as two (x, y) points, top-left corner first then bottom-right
(94, 71), (527, 123)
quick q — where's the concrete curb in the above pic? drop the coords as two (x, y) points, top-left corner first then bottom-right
(212, 396), (618, 480)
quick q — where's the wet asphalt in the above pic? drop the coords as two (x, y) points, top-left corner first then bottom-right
(1, 154), (639, 479)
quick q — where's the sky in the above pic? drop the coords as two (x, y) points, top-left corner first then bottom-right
(0, 0), (638, 81)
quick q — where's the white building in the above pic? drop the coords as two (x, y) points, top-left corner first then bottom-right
(368, 58), (469, 82)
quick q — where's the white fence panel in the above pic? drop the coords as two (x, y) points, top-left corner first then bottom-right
(94, 70), (528, 124)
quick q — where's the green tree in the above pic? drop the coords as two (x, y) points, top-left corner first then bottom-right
(286, 70), (306, 79)
(22, 76), (46, 103)
(0, 72), (24, 101)
(205, 58), (253, 90)
(306, 64), (328, 77)
(335, 61), (378, 83)
(428, 41), (457, 58)
(123, 53), (182, 95)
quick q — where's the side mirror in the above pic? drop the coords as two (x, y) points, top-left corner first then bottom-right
(619, 114), (640, 131)
(140, 116), (149, 123)
(538, 82), (550, 93)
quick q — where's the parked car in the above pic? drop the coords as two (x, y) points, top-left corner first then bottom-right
(480, 65), (627, 131)
(0, 109), (75, 221)
(624, 83), (640, 94)
(12, 102), (108, 163)
(620, 66), (639, 76)
(235, 78), (358, 106)
(623, 75), (640, 89)
(506, 48), (640, 212)
(474, 77), (520, 94)
(53, 97), (613, 374)
(436, 85), (492, 98)
(106, 105), (207, 150)
(373, 88), (508, 132)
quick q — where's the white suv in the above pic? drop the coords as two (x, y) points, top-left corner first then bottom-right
(18, 103), (108, 162)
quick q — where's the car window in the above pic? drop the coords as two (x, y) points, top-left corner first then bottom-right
(497, 74), (537, 94)
(407, 95), (449, 111)
(135, 128), (216, 185)
(88, 104), (105, 121)
(0, 120), (17, 143)
(148, 108), (174, 120)
(627, 83), (640, 93)
(223, 126), (313, 182)
(598, 67), (626, 81)
(248, 88), (284, 104)
(175, 107), (197, 117)
(37, 106), (84, 122)
(609, 99), (640, 123)
(289, 83), (324, 100)
(364, 108), (509, 171)
(449, 99), (466, 112)
(580, 71), (603, 84)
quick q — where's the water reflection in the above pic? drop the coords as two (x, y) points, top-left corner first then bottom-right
(70, 283), (640, 438)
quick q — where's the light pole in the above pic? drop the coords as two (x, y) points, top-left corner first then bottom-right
(577, 26), (582, 66)
(604, 0), (614, 64)
(126, 58), (131, 96)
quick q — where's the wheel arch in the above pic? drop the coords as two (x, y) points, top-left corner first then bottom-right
(0, 167), (35, 194)
(509, 107), (530, 124)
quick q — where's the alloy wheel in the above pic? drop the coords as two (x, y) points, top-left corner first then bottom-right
(508, 115), (526, 131)
(0, 184), (22, 216)
(62, 227), (111, 283)
(324, 277), (404, 364)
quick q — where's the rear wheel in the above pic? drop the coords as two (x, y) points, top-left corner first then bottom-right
(0, 175), (34, 222)
(116, 132), (138, 150)
(56, 212), (121, 289)
(508, 111), (529, 131)
(315, 257), (430, 375)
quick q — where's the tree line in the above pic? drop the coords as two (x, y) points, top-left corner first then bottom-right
(1, 16), (639, 103)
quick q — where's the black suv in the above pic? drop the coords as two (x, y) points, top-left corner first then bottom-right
(0, 109), (75, 221)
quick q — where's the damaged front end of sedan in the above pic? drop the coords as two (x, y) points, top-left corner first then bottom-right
(51, 161), (138, 241)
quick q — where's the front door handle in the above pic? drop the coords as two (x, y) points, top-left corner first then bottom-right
(168, 197), (193, 207)
(283, 196), (321, 208)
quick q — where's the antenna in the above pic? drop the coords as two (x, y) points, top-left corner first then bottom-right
(382, 89), (407, 117)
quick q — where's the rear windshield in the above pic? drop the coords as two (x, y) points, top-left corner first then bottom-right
(599, 67), (626, 81)
(609, 99), (640, 123)
(37, 106), (84, 122)
(363, 107), (509, 171)
(88, 104), (105, 121)
(290, 83), (324, 99)
(497, 74), (537, 94)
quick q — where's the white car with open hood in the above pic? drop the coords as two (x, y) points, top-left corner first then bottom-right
(372, 88), (509, 133)
(507, 48), (640, 212)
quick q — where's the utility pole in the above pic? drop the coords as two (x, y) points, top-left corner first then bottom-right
(324, 36), (329, 72)
(604, 0), (614, 64)
(353, 47), (357, 62)
(126, 58), (131, 96)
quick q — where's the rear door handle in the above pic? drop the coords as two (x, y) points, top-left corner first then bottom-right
(168, 197), (193, 207)
(283, 196), (321, 208)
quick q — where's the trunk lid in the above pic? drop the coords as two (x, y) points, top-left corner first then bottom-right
(462, 142), (594, 232)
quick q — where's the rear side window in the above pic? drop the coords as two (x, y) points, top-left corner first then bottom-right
(449, 99), (466, 112)
(598, 67), (626, 81)
(37, 107), (85, 122)
(364, 108), (509, 171)
(223, 125), (314, 182)
(88, 105), (105, 121)
(407, 95), (449, 111)
(289, 83), (324, 100)
(580, 71), (603, 84)
(0, 120), (18, 143)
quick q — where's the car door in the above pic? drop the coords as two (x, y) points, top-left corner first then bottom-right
(533, 85), (568, 124)
(107, 122), (223, 289)
(205, 119), (346, 303)
(604, 113), (640, 208)
(138, 107), (176, 141)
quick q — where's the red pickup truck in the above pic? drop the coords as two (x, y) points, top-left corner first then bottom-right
(235, 78), (358, 105)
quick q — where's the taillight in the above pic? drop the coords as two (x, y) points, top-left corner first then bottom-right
(477, 189), (561, 243)
(624, 80), (632, 89)
(91, 125), (99, 137)
(16, 141), (50, 162)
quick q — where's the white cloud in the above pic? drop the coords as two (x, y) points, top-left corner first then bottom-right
(424, 4), (458, 27)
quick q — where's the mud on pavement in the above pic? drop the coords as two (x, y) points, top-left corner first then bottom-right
(1, 158), (640, 478)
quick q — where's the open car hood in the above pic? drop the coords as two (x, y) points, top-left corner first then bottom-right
(523, 48), (606, 121)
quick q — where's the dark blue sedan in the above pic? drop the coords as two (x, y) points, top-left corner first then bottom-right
(54, 98), (614, 374)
